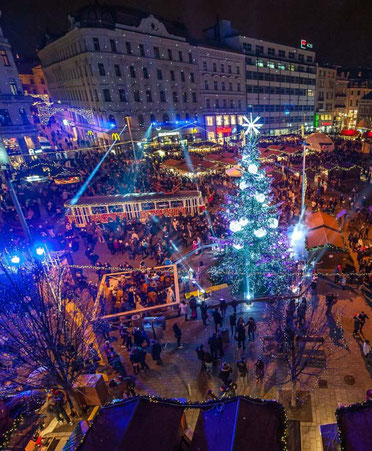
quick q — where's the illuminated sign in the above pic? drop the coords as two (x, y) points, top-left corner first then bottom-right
(300, 39), (313, 50)
(216, 126), (232, 134)
(158, 131), (180, 137)
(112, 133), (121, 141)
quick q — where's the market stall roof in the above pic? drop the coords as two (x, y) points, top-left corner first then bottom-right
(340, 129), (360, 137)
(306, 211), (339, 231)
(259, 148), (281, 159)
(163, 158), (182, 167)
(226, 165), (242, 177)
(190, 397), (286, 451)
(281, 146), (300, 154)
(305, 133), (334, 152)
(307, 227), (345, 249)
(336, 400), (372, 450)
(78, 398), (185, 451)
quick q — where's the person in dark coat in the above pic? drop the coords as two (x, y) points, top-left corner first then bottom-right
(229, 312), (236, 337)
(217, 332), (224, 358)
(247, 317), (257, 342)
(219, 299), (227, 318)
(122, 376), (136, 397)
(200, 302), (208, 326)
(235, 322), (246, 350)
(212, 309), (223, 333)
(173, 323), (182, 348)
(137, 347), (150, 371)
(237, 357), (248, 382)
(151, 340), (163, 365)
(208, 332), (219, 361)
(219, 362), (232, 388)
(196, 344), (205, 370)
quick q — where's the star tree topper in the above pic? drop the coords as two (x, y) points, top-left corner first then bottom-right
(242, 114), (263, 136)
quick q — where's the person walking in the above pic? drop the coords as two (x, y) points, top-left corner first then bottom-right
(255, 359), (265, 381)
(48, 389), (73, 425)
(137, 347), (150, 371)
(237, 357), (248, 384)
(359, 311), (369, 337)
(219, 299), (227, 319)
(123, 376), (136, 397)
(173, 323), (183, 348)
(200, 302), (209, 326)
(219, 362), (232, 388)
(353, 314), (361, 338)
(212, 309), (223, 333)
(217, 332), (224, 358)
(129, 347), (141, 374)
(325, 293), (334, 316)
(196, 344), (206, 371)
(235, 322), (246, 350)
(208, 332), (219, 362)
(229, 312), (236, 337)
(247, 317), (257, 342)
(180, 301), (189, 321)
(204, 351), (213, 375)
(151, 340), (163, 365)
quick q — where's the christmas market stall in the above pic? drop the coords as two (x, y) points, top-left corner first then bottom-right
(336, 400), (372, 451)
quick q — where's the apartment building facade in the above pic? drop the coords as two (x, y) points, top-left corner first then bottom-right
(19, 65), (50, 101)
(314, 66), (336, 133)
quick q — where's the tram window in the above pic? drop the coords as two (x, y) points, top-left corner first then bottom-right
(141, 202), (155, 211)
(125, 204), (132, 212)
(156, 201), (170, 209)
(108, 205), (124, 213)
(91, 206), (108, 214)
(171, 200), (184, 208)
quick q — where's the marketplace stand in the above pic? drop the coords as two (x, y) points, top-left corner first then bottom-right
(336, 400), (372, 450)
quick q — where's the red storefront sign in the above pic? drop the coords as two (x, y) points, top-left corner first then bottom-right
(216, 126), (232, 134)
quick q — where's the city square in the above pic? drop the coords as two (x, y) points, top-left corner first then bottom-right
(0, 1), (372, 450)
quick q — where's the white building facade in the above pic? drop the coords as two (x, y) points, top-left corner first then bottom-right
(315, 66), (336, 133)
(0, 21), (38, 159)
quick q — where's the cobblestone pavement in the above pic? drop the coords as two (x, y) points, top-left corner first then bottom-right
(101, 272), (372, 451)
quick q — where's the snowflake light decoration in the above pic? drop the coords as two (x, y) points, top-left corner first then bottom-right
(242, 114), (263, 135)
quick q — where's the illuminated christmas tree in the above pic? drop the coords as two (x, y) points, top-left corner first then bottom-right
(211, 115), (291, 297)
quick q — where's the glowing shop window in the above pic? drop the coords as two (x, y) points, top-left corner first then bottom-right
(288, 64), (295, 71)
(307, 89), (314, 96)
(207, 131), (215, 141)
(223, 115), (230, 125)
(256, 59), (264, 68)
(216, 115), (223, 126)
(238, 115), (244, 125)
(267, 61), (275, 69)
(278, 63), (286, 70)
(230, 115), (236, 125)
(206, 116), (214, 126)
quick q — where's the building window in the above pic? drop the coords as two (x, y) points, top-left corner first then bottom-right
(126, 42), (132, 54)
(267, 61), (275, 69)
(223, 99), (227, 108)
(278, 50), (285, 57)
(238, 100), (242, 109)
(190, 72), (195, 83)
(110, 39), (117, 53)
(216, 115), (222, 125)
(188, 52), (193, 63)
(143, 67), (149, 79)
(306, 55), (313, 62)
(178, 50), (183, 62)
(278, 63), (285, 70)
(138, 114), (145, 127)
(168, 49), (173, 60)
(256, 45), (264, 54)
(0, 109), (12, 126)
(159, 90), (166, 102)
(213, 63), (217, 72)
(256, 59), (264, 67)
(204, 81), (209, 90)
(103, 89), (111, 102)
(229, 82), (232, 91)
(243, 43), (252, 53)
(154, 47), (160, 59)
(237, 83), (241, 92)
(170, 70), (175, 81)
(146, 89), (153, 102)
(98, 63), (105, 76)
(221, 64), (225, 73)
(230, 99), (234, 108)
(173, 91), (178, 103)
(206, 99), (210, 108)
(108, 114), (116, 127)
(19, 108), (29, 125)
(203, 61), (207, 71)
(133, 90), (140, 102)
(268, 47), (275, 56)
(181, 71), (185, 82)
(150, 114), (156, 123)
(93, 38), (100, 51)
(119, 89), (127, 102)
(163, 113), (169, 122)
(221, 82), (226, 91)
(183, 92), (188, 102)
(9, 81), (18, 95)
(129, 66), (136, 78)
(216, 99), (219, 109)
(114, 64), (121, 77)
(228, 65), (232, 74)
(206, 116), (214, 126)
(214, 81), (218, 90)
(288, 52), (295, 59)
(298, 54), (304, 61)
(236, 66), (240, 74)
(139, 44), (145, 57)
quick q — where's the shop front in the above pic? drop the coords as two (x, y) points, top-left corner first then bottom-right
(204, 114), (243, 142)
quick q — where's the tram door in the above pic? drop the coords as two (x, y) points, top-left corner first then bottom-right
(73, 207), (91, 226)
(185, 198), (192, 215)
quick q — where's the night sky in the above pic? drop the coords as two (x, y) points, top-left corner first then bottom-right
(0, 0), (371, 67)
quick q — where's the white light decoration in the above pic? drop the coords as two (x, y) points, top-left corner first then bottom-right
(254, 228), (267, 238)
(268, 218), (279, 229)
(248, 164), (258, 174)
(239, 217), (249, 227)
(239, 180), (248, 190)
(255, 193), (265, 203)
(229, 220), (242, 233)
(242, 113), (263, 135)
(233, 243), (243, 250)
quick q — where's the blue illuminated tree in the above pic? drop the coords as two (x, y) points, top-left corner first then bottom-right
(211, 115), (291, 297)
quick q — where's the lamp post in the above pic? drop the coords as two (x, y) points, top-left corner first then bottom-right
(0, 138), (31, 242)
(125, 116), (137, 163)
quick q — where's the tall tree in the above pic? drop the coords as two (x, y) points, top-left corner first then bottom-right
(211, 115), (291, 297)
(0, 261), (99, 414)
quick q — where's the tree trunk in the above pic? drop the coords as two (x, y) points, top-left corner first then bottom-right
(290, 380), (297, 408)
(66, 387), (84, 417)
